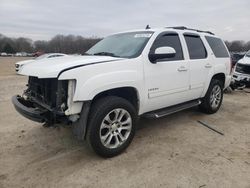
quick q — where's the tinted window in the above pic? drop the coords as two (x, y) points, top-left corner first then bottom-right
(205, 36), (229, 58)
(151, 33), (183, 61)
(184, 35), (207, 59)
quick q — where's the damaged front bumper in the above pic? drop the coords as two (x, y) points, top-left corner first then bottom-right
(12, 95), (48, 123)
(232, 72), (250, 82)
(12, 95), (66, 124)
(12, 77), (85, 126)
(12, 95), (91, 139)
(231, 72), (250, 89)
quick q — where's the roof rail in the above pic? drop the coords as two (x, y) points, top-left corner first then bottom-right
(166, 26), (215, 35)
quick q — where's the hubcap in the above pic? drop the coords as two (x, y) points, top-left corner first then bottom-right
(210, 85), (222, 109)
(99, 108), (132, 149)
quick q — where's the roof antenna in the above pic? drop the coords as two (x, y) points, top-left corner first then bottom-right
(145, 25), (151, 29)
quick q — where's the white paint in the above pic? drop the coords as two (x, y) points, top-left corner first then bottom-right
(18, 28), (231, 116)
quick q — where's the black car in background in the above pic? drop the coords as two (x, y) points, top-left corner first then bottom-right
(231, 52), (245, 67)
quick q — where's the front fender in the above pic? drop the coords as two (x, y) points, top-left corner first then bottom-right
(74, 70), (140, 101)
(58, 58), (145, 113)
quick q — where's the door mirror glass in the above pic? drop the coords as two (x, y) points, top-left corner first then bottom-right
(149, 47), (176, 63)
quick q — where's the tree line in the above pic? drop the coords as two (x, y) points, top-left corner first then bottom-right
(0, 33), (101, 54)
(225, 40), (250, 52)
(0, 33), (249, 54)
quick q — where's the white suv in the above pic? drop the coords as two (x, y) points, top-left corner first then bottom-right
(12, 26), (231, 157)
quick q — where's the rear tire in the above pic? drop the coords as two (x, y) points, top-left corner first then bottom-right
(199, 79), (223, 114)
(86, 96), (137, 158)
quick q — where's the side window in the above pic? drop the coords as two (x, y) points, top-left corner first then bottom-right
(184, 35), (207, 59)
(151, 33), (184, 61)
(205, 36), (229, 58)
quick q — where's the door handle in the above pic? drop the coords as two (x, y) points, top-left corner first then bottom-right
(205, 63), (212, 68)
(177, 66), (188, 72)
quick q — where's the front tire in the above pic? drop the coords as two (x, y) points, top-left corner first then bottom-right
(86, 96), (137, 158)
(199, 79), (223, 114)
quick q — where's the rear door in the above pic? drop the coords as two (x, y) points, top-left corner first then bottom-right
(183, 33), (211, 99)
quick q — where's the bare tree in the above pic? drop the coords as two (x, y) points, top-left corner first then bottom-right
(3, 32), (249, 54)
(15, 37), (33, 52)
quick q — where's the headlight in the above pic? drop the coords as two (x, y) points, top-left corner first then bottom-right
(67, 80), (76, 106)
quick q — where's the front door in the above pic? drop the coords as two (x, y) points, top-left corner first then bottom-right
(143, 32), (190, 112)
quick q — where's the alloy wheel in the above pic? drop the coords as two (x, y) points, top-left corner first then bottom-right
(99, 108), (132, 149)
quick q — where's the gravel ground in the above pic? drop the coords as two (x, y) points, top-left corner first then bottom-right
(0, 57), (249, 188)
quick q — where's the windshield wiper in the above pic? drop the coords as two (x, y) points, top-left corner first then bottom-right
(93, 52), (120, 57)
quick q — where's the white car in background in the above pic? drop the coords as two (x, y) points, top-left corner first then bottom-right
(15, 52), (23, 57)
(1, 52), (8, 56)
(232, 50), (250, 86)
(15, 53), (68, 73)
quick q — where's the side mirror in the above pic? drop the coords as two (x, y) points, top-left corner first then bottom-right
(149, 47), (176, 63)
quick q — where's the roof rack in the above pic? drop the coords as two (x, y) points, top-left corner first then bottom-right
(166, 26), (215, 35)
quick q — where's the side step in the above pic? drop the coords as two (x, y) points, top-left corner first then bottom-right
(143, 99), (201, 119)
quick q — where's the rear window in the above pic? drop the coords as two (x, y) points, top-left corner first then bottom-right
(205, 36), (229, 58)
(184, 35), (207, 59)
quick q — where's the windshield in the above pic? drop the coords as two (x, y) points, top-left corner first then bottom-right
(246, 51), (250, 57)
(86, 32), (153, 58)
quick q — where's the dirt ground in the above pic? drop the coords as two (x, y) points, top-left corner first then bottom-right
(0, 57), (249, 188)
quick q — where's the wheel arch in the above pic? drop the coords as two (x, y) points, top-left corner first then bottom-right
(211, 73), (226, 87)
(201, 72), (226, 97)
(92, 87), (140, 112)
(72, 87), (139, 141)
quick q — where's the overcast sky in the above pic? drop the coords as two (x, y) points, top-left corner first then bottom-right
(1, 0), (250, 41)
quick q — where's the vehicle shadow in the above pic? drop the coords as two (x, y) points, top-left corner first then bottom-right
(10, 107), (205, 184)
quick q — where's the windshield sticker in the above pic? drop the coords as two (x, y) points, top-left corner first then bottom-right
(134, 33), (152, 38)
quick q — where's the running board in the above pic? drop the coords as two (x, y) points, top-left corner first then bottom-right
(143, 100), (201, 119)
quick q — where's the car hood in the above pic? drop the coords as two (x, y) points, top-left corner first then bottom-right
(238, 57), (250, 65)
(18, 55), (123, 78)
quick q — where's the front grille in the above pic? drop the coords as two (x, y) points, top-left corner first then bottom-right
(26, 77), (68, 112)
(235, 63), (250, 74)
